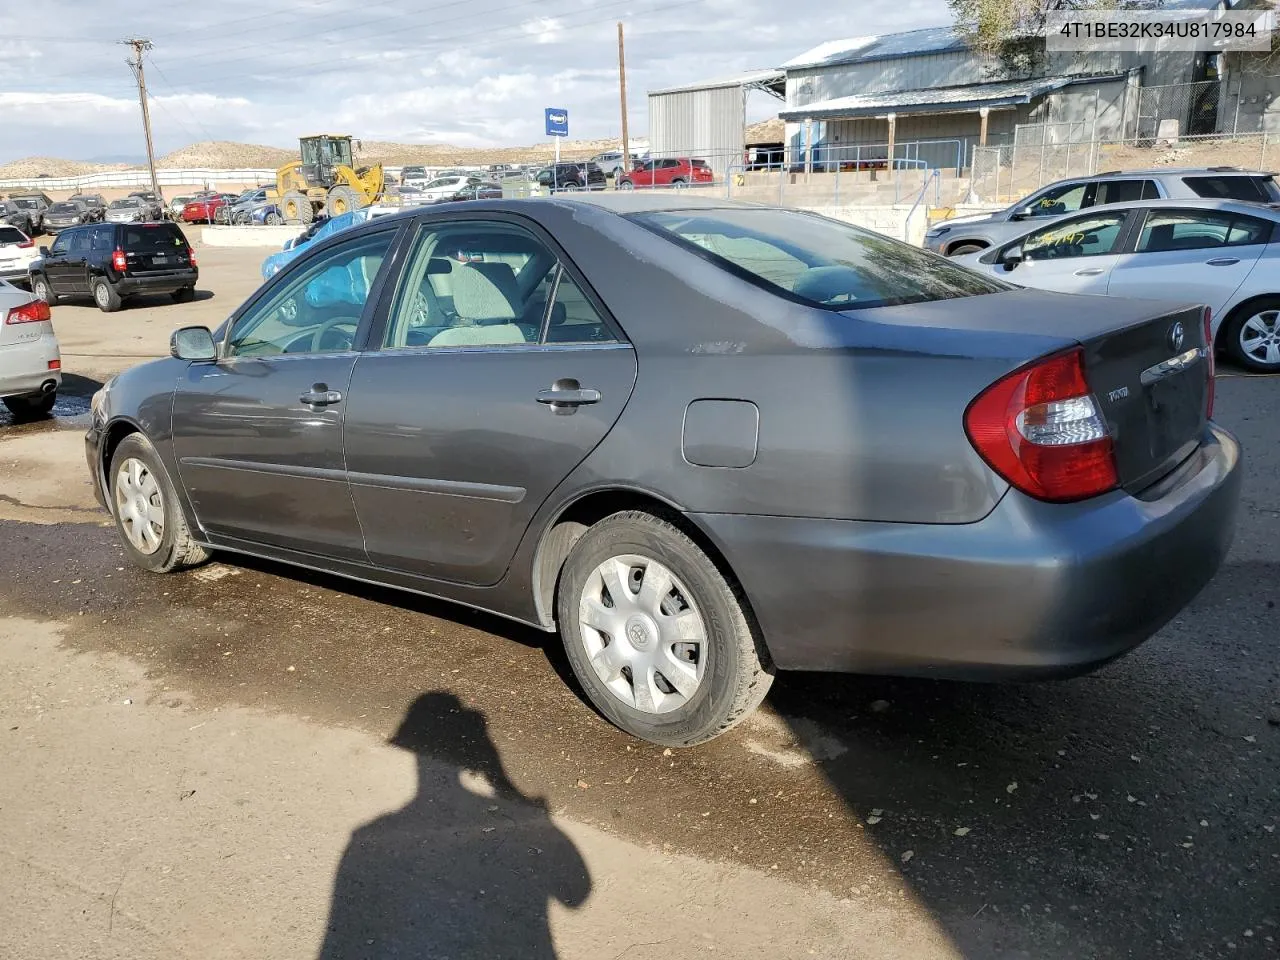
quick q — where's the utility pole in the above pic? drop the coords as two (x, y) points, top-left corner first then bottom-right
(617, 22), (631, 169)
(121, 38), (162, 199)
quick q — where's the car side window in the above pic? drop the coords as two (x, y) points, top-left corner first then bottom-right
(382, 220), (568, 349)
(1094, 179), (1152, 205)
(225, 230), (394, 358)
(1025, 182), (1088, 218)
(1136, 210), (1272, 253)
(92, 226), (115, 251)
(49, 233), (71, 255)
(1021, 212), (1128, 261)
(543, 269), (615, 343)
(70, 230), (92, 254)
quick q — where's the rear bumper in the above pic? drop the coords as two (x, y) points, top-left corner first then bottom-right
(692, 423), (1241, 678)
(115, 268), (198, 295)
(0, 332), (61, 398)
(0, 264), (33, 285)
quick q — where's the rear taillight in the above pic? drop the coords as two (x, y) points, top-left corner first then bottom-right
(1203, 306), (1215, 420)
(5, 300), (51, 325)
(187, 246), (197, 266)
(964, 347), (1118, 503)
(112, 248), (127, 271)
(17, 239), (33, 248)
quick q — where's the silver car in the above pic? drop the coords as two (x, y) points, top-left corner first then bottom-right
(105, 198), (148, 224)
(952, 197), (1280, 372)
(925, 167), (1280, 257)
(0, 279), (60, 418)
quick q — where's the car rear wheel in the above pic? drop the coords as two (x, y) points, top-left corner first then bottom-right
(3, 392), (55, 420)
(946, 243), (986, 256)
(1224, 299), (1280, 373)
(670, 178), (687, 189)
(31, 275), (56, 304)
(617, 179), (634, 191)
(556, 511), (774, 747)
(109, 434), (211, 574)
(265, 210), (283, 225)
(92, 277), (122, 312)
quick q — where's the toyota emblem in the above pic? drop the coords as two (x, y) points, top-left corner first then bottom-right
(1168, 321), (1185, 352)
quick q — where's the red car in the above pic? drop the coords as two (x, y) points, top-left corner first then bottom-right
(617, 157), (715, 189)
(181, 194), (232, 224)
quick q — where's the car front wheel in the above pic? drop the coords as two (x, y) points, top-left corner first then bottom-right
(109, 434), (211, 573)
(31, 275), (56, 304)
(556, 511), (774, 747)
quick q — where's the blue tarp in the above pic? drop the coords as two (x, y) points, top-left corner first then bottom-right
(260, 209), (373, 280)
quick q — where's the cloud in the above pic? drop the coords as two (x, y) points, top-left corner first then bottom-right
(0, 0), (952, 162)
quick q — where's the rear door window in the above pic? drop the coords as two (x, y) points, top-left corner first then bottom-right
(1181, 175), (1280, 202)
(1136, 209), (1273, 252)
(1094, 179), (1158, 204)
(70, 230), (92, 254)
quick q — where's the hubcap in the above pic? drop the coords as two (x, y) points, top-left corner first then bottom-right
(578, 555), (707, 715)
(95, 284), (109, 307)
(114, 457), (164, 555)
(35, 281), (48, 300)
(1240, 310), (1280, 367)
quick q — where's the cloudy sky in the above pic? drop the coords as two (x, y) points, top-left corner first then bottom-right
(0, 0), (951, 162)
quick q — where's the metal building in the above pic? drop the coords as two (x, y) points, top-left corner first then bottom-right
(647, 70), (785, 177)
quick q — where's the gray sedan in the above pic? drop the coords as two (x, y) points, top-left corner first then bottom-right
(951, 198), (1280, 373)
(84, 195), (1240, 746)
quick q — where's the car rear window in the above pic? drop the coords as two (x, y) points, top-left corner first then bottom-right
(123, 223), (188, 251)
(1182, 175), (1280, 202)
(0, 226), (26, 244)
(631, 208), (1009, 309)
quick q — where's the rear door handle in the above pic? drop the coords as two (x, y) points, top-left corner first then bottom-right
(1206, 257), (1240, 266)
(300, 383), (343, 407)
(1073, 267), (1105, 276)
(536, 380), (601, 411)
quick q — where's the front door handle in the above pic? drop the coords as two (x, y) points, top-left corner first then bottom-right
(537, 379), (601, 413)
(300, 383), (343, 407)
(1206, 257), (1240, 266)
(1073, 267), (1105, 276)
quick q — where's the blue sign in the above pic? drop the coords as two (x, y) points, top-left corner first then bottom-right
(545, 107), (569, 138)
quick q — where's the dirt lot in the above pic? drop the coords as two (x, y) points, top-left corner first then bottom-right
(1, 244), (1277, 959)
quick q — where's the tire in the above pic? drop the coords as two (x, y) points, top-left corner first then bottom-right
(1223, 298), (1280, 373)
(670, 178), (687, 188)
(92, 276), (122, 313)
(265, 210), (283, 225)
(946, 243), (986, 256)
(617, 179), (635, 191)
(31, 274), (57, 304)
(108, 433), (211, 574)
(3, 391), (55, 420)
(171, 286), (196, 303)
(556, 511), (774, 747)
(281, 191), (314, 225)
(325, 185), (363, 217)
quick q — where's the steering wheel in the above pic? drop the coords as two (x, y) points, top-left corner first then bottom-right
(310, 317), (360, 352)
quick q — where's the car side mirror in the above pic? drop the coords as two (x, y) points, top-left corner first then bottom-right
(170, 326), (217, 362)
(1010, 204), (1036, 221)
(38, 245), (49, 257)
(1001, 245), (1024, 269)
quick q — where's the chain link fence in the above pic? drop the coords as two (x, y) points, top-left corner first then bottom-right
(1135, 81), (1222, 142)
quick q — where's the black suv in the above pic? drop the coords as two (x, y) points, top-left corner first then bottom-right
(536, 162), (607, 192)
(30, 220), (198, 313)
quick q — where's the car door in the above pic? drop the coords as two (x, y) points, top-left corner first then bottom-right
(1106, 207), (1271, 317)
(988, 209), (1135, 296)
(343, 213), (638, 586)
(170, 224), (401, 559)
(41, 230), (77, 295)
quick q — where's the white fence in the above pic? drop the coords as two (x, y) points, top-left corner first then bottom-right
(0, 168), (279, 192)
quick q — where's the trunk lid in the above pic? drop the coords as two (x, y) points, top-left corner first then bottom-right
(856, 288), (1210, 494)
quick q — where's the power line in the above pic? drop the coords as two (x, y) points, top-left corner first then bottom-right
(147, 55), (219, 143)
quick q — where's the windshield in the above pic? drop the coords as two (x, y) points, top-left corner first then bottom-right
(631, 208), (1009, 310)
(49, 203), (80, 214)
(110, 199), (141, 209)
(12, 199), (39, 209)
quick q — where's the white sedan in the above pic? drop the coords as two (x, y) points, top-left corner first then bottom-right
(0, 224), (39, 288)
(951, 197), (1280, 372)
(416, 175), (481, 202)
(0, 279), (61, 419)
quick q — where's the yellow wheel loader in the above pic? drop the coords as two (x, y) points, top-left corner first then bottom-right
(269, 134), (385, 225)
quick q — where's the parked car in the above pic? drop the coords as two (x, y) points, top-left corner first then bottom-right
(85, 195), (1238, 746)
(437, 182), (504, 203)
(243, 203), (284, 226)
(129, 191), (165, 221)
(400, 165), (430, 188)
(7, 196), (49, 234)
(181, 194), (232, 224)
(68, 194), (108, 221)
(416, 175), (483, 202)
(30, 220), (197, 313)
(0, 279), (60, 419)
(951, 197), (1280, 373)
(590, 151), (643, 178)
(43, 200), (93, 233)
(105, 198), (150, 224)
(0, 225), (39, 287)
(167, 195), (194, 220)
(218, 188), (278, 225)
(924, 167), (1280, 257)
(0, 200), (38, 236)
(536, 162), (608, 192)
(617, 158), (715, 190)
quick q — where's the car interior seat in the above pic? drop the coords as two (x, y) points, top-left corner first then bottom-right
(427, 263), (526, 346)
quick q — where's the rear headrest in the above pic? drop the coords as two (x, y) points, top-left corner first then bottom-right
(451, 263), (517, 320)
(427, 257), (452, 275)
